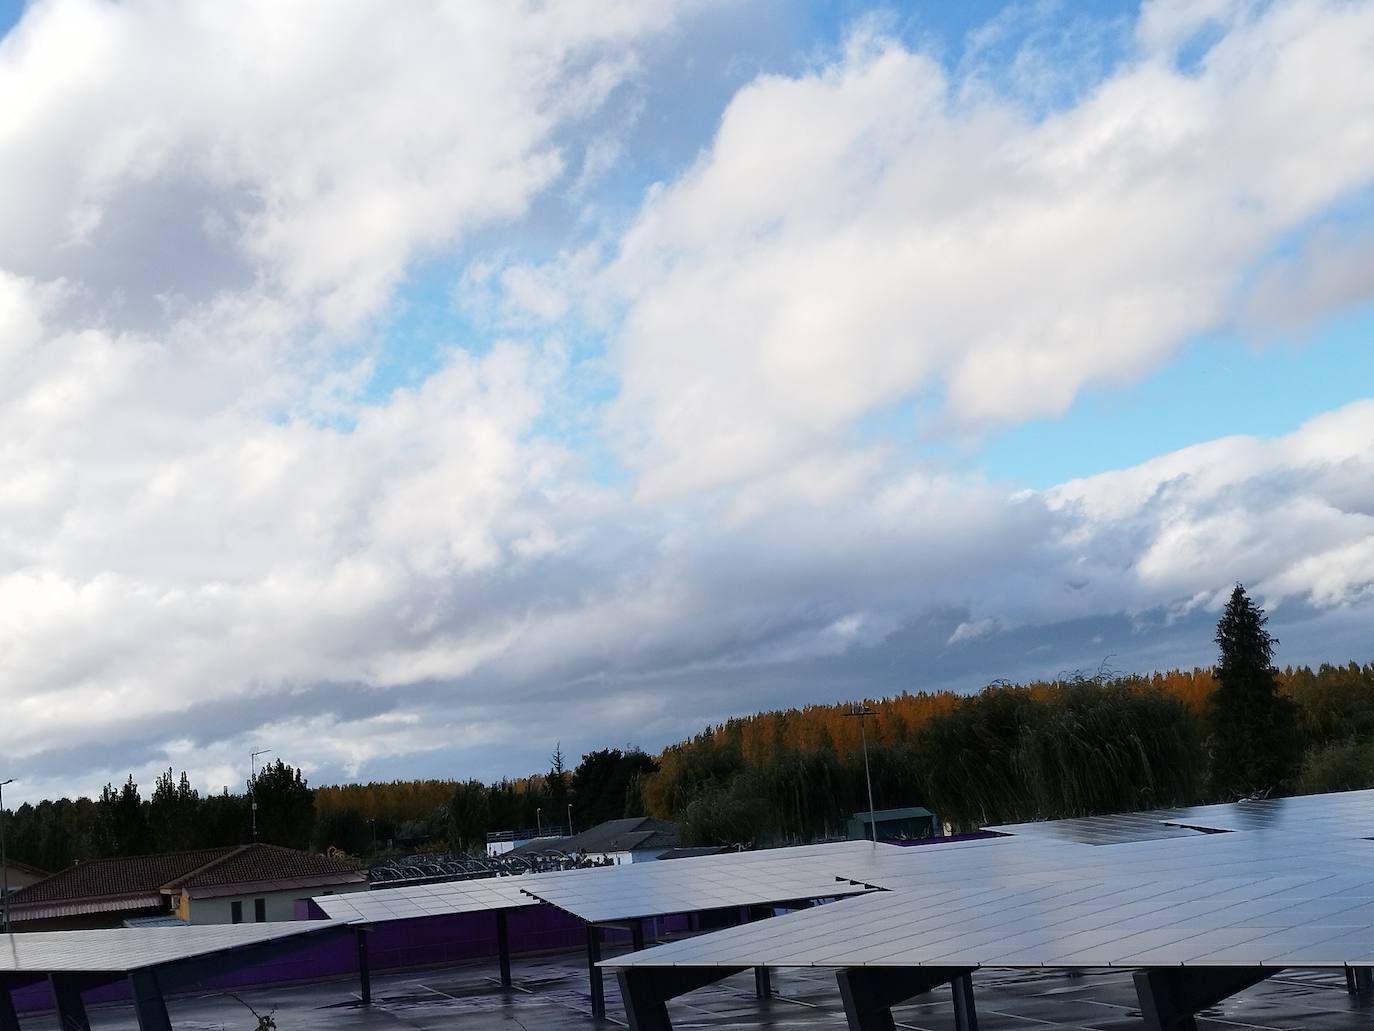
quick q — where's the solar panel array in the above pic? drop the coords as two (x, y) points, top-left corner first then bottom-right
(519, 840), (891, 922)
(0, 921), (343, 973)
(314, 840), (896, 925)
(607, 789), (1374, 972)
(312, 875), (537, 923)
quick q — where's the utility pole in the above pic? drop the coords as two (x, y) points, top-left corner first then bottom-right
(250, 749), (272, 842)
(844, 705), (879, 843)
(0, 778), (12, 933)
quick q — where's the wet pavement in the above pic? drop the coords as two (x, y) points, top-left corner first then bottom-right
(44, 946), (1374, 1030)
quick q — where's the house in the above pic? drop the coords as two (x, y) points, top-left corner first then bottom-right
(508, 817), (678, 865)
(1, 859), (50, 893)
(7, 843), (366, 930)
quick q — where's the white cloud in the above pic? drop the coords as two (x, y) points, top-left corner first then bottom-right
(601, 0), (1374, 499)
(1, 0), (1373, 802)
(0, 0), (691, 330)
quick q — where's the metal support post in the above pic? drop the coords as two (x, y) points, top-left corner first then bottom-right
(1346, 966), (1373, 993)
(0, 989), (19, 1031)
(128, 969), (173, 1031)
(617, 966), (746, 1031)
(496, 909), (512, 988)
(631, 920), (645, 952)
(355, 926), (372, 1005)
(48, 974), (91, 1031)
(754, 965), (772, 999)
(586, 923), (605, 1019)
(835, 966), (975, 1031)
(951, 971), (979, 1031)
(1133, 967), (1274, 1031)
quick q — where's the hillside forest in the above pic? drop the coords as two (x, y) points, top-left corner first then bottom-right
(6, 586), (1374, 871)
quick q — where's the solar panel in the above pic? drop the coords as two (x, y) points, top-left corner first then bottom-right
(0, 921), (344, 974)
(520, 840), (895, 922)
(312, 876), (537, 923)
(315, 840), (903, 926)
(606, 790), (1374, 973)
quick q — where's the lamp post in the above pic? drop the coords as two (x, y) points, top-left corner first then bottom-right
(844, 705), (878, 843)
(567, 804), (573, 837)
(536, 807), (542, 836)
(250, 749), (272, 842)
(1, 778), (13, 933)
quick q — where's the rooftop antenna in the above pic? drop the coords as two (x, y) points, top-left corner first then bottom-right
(250, 749), (272, 841)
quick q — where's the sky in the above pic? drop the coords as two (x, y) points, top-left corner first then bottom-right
(1, 0), (1373, 804)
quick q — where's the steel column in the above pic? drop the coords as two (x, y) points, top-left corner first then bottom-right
(586, 923), (605, 1019)
(631, 920), (645, 952)
(754, 965), (772, 999)
(127, 970), (172, 1031)
(48, 975), (91, 1031)
(616, 966), (747, 1031)
(0, 988), (19, 1031)
(1133, 967), (1275, 1031)
(951, 971), (979, 1031)
(835, 966), (976, 1031)
(496, 910), (512, 988)
(355, 926), (372, 1005)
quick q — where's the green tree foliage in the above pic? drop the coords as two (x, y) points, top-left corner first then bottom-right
(918, 680), (1202, 830)
(7, 646), (1374, 868)
(446, 779), (490, 851)
(95, 776), (154, 856)
(570, 748), (659, 828)
(313, 807), (373, 855)
(248, 760), (315, 850)
(1297, 739), (1374, 794)
(196, 788), (250, 848)
(149, 769), (201, 852)
(1208, 585), (1300, 798)
(546, 743), (570, 831)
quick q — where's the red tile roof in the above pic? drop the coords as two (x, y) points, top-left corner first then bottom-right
(9, 844), (362, 918)
(10, 848), (234, 907)
(170, 844), (360, 891)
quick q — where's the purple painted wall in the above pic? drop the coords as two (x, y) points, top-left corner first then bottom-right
(11, 905), (688, 1014)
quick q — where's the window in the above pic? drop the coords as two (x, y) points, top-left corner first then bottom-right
(254, 898), (267, 923)
(231, 900), (243, 924)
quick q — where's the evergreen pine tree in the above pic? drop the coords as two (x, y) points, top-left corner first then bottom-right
(1208, 584), (1299, 798)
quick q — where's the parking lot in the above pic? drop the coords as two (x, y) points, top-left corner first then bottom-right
(47, 945), (1374, 1031)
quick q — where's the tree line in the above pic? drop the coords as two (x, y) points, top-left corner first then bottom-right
(6, 586), (1372, 869)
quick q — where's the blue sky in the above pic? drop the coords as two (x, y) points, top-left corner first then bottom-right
(0, 0), (1372, 800)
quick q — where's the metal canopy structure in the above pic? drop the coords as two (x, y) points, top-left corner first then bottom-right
(606, 790), (1374, 1031)
(0, 921), (349, 1031)
(312, 839), (899, 1017)
(312, 875), (539, 994)
(312, 873), (537, 922)
(518, 839), (889, 923)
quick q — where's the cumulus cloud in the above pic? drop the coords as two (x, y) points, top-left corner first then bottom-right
(602, 0), (1374, 498)
(0, 0), (689, 330)
(1, 0), (1373, 802)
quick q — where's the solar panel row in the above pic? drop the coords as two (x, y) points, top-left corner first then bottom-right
(608, 789), (1374, 972)
(0, 921), (345, 973)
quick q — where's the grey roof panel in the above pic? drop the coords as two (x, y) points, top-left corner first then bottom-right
(605, 789), (1374, 972)
(0, 921), (343, 974)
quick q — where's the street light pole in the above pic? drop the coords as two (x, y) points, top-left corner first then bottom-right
(567, 804), (573, 837)
(536, 807), (542, 836)
(1, 778), (14, 933)
(844, 706), (878, 843)
(250, 749), (272, 842)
